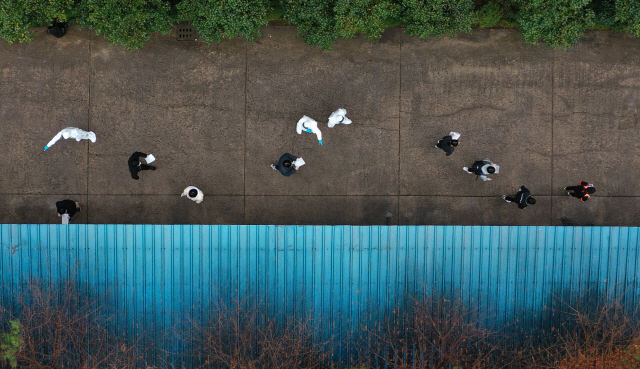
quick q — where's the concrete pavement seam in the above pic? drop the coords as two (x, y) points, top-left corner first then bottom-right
(243, 41), (248, 224)
(19, 194), (640, 197)
(87, 30), (93, 223)
(550, 48), (555, 226)
(397, 36), (402, 225)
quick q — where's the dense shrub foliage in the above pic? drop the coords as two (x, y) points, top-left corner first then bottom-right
(0, 0), (640, 50)
(334, 0), (399, 41)
(400, 0), (475, 39)
(0, 0), (73, 44)
(514, 0), (595, 49)
(76, 0), (172, 50)
(279, 0), (339, 49)
(615, 0), (640, 37)
(476, 2), (503, 28)
(177, 0), (270, 43)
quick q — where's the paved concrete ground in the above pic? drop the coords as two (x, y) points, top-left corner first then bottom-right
(1, 26), (639, 225)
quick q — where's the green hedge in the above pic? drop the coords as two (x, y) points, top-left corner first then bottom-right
(0, 0), (637, 50)
(514, 0), (595, 50)
(401, 0), (475, 39)
(76, 0), (172, 50)
(177, 0), (270, 43)
(0, 0), (74, 44)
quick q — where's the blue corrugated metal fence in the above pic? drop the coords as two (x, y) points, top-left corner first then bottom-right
(1, 225), (639, 367)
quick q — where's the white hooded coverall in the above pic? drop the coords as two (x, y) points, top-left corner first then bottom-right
(181, 186), (204, 203)
(327, 109), (352, 128)
(296, 116), (323, 145)
(44, 127), (97, 151)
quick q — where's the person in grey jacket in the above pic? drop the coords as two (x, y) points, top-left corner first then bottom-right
(503, 185), (536, 209)
(463, 159), (499, 181)
(271, 153), (302, 177)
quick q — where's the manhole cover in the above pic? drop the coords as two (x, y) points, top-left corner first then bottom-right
(176, 25), (196, 41)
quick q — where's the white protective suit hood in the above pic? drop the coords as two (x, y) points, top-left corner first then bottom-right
(181, 186), (204, 204)
(328, 108), (352, 128)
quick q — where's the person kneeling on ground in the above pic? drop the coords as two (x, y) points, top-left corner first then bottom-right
(503, 185), (536, 209)
(181, 186), (204, 203)
(56, 199), (80, 224)
(463, 159), (499, 181)
(271, 153), (304, 177)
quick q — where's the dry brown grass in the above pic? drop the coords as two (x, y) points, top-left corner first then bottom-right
(508, 292), (640, 369)
(363, 296), (498, 369)
(185, 299), (330, 369)
(542, 296), (640, 369)
(3, 283), (640, 369)
(1, 279), (141, 369)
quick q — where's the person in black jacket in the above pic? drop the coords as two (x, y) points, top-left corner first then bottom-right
(128, 152), (156, 180)
(271, 153), (301, 177)
(503, 185), (536, 209)
(56, 200), (80, 218)
(463, 159), (499, 181)
(435, 132), (460, 156)
(565, 181), (595, 202)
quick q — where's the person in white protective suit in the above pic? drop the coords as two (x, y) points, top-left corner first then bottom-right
(181, 186), (204, 204)
(296, 116), (323, 145)
(327, 108), (352, 128)
(44, 127), (96, 151)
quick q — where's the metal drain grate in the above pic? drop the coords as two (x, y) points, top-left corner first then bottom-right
(176, 25), (196, 41)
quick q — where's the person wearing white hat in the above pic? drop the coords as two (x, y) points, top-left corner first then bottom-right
(296, 116), (323, 145)
(44, 127), (96, 151)
(327, 108), (352, 128)
(435, 132), (460, 156)
(181, 186), (204, 203)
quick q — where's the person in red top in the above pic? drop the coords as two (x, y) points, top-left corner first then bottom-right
(565, 181), (596, 202)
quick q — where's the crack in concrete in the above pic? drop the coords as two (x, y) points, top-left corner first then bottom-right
(554, 111), (639, 118)
(426, 105), (508, 117)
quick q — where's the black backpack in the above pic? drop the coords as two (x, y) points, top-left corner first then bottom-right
(470, 161), (485, 176)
